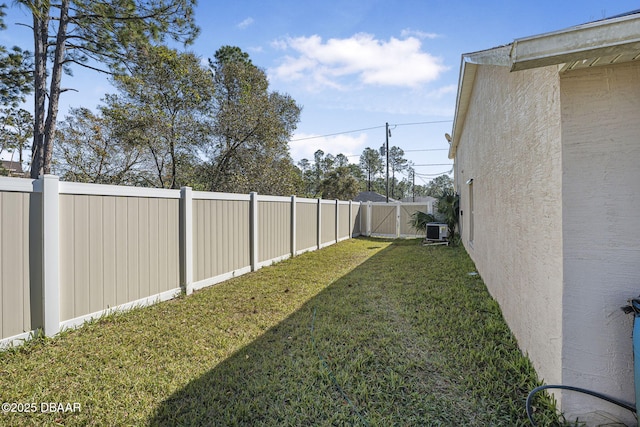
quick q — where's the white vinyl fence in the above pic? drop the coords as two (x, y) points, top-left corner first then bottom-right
(360, 202), (434, 238)
(0, 175), (428, 348)
(0, 176), (368, 347)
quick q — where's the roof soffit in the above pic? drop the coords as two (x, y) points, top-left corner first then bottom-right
(449, 11), (640, 159)
(510, 13), (640, 71)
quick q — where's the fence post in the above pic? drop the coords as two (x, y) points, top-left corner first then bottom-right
(359, 202), (363, 237)
(291, 195), (297, 256)
(335, 200), (339, 243)
(250, 192), (259, 271)
(349, 201), (353, 238)
(316, 198), (321, 250)
(396, 201), (401, 238)
(180, 187), (193, 295)
(41, 175), (60, 337)
(367, 202), (372, 237)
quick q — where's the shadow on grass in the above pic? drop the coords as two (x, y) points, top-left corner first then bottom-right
(148, 240), (557, 427)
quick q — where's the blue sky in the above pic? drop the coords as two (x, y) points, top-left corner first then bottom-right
(2, 1), (639, 184)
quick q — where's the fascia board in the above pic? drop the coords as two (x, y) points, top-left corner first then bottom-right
(511, 13), (640, 71)
(448, 59), (475, 159)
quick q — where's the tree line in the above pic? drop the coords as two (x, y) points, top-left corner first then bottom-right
(297, 148), (453, 201)
(52, 45), (303, 195)
(0, 1), (452, 200)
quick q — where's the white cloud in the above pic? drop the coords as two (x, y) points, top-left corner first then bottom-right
(400, 28), (440, 40)
(428, 84), (458, 99)
(270, 39), (289, 50)
(270, 33), (448, 90)
(237, 17), (254, 29)
(289, 132), (369, 162)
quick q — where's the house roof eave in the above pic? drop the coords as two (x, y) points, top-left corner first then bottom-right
(449, 11), (640, 160)
(510, 12), (640, 71)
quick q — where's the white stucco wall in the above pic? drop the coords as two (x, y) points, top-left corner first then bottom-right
(454, 64), (564, 387)
(560, 61), (640, 424)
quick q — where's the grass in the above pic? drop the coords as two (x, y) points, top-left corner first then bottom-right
(0, 237), (560, 426)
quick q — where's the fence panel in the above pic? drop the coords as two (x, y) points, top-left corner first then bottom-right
(0, 189), (36, 341)
(338, 202), (350, 240)
(59, 193), (180, 322)
(320, 201), (336, 246)
(295, 200), (318, 253)
(351, 203), (362, 236)
(258, 198), (291, 264)
(370, 204), (397, 237)
(0, 176), (364, 347)
(399, 203), (428, 237)
(192, 197), (251, 283)
(360, 203), (370, 236)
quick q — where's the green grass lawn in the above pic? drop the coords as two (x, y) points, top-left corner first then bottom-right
(0, 237), (560, 426)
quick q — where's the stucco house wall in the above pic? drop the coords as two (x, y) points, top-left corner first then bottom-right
(560, 61), (640, 421)
(454, 64), (564, 387)
(451, 11), (640, 420)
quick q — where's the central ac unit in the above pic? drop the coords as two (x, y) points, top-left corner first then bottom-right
(426, 223), (448, 241)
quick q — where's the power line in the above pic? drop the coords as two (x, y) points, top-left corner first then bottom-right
(394, 120), (452, 127)
(415, 170), (453, 177)
(415, 174), (432, 186)
(397, 168), (453, 182)
(291, 125), (385, 142)
(344, 154), (448, 159)
(290, 120), (453, 142)
(403, 148), (448, 152)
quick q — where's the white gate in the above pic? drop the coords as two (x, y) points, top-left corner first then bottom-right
(363, 202), (432, 238)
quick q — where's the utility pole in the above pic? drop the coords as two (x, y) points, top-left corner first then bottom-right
(411, 168), (415, 202)
(385, 122), (390, 203)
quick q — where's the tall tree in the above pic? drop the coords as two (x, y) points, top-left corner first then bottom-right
(0, 5), (32, 108)
(0, 3), (32, 172)
(318, 166), (359, 200)
(425, 174), (454, 198)
(15, 0), (198, 178)
(0, 107), (33, 167)
(394, 178), (411, 201)
(359, 147), (383, 192)
(212, 152), (303, 195)
(205, 45), (301, 194)
(335, 153), (349, 167)
(388, 146), (407, 198)
(102, 45), (213, 189)
(297, 158), (314, 195)
(297, 158), (311, 176)
(321, 153), (335, 174)
(312, 149), (325, 189)
(300, 151), (361, 198)
(53, 107), (146, 184)
(413, 183), (428, 198)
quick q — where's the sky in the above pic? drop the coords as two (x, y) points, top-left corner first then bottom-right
(2, 1), (639, 185)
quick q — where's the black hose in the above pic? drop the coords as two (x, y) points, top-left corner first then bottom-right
(526, 384), (636, 426)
